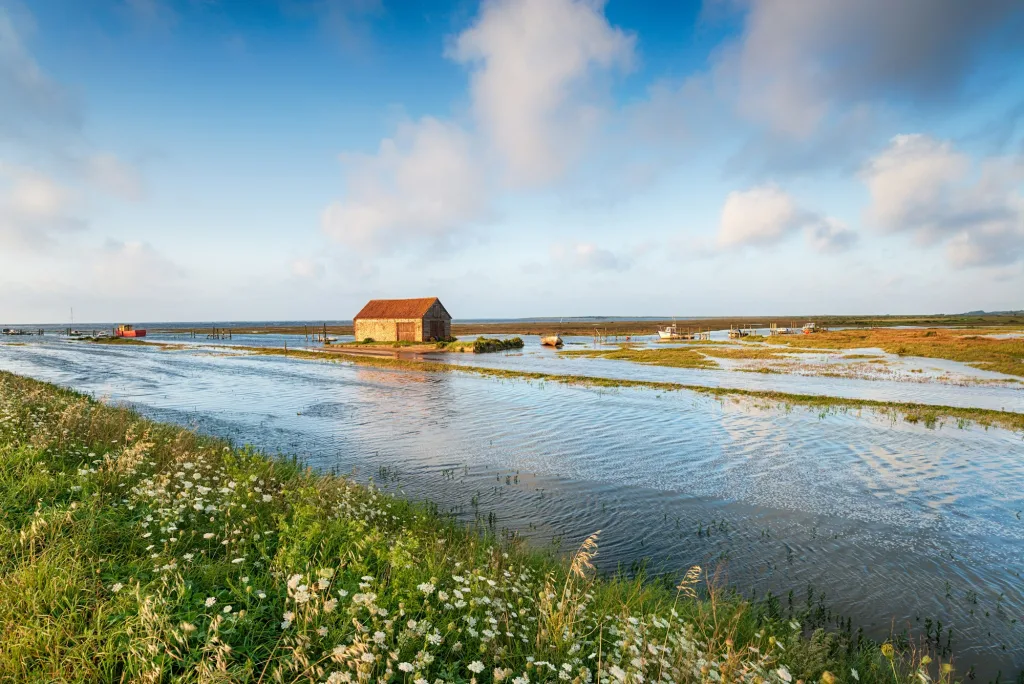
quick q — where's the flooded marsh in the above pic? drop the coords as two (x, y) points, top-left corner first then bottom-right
(1, 336), (1022, 675)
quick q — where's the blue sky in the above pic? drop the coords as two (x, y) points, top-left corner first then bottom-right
(1, 0), (1023, 323)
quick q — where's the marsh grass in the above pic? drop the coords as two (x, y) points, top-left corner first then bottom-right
(559, 347), (719, 370)
(770, 329), (1024, 377)
(0, 372), (962, 682)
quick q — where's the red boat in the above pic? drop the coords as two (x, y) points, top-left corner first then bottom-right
(115, 324), (147, 338)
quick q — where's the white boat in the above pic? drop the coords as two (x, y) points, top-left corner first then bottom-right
(540, 335), (563, 347)
(658, 325), (681, 340)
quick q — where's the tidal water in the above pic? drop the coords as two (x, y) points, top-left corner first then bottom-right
(1, 338), (1022, 675)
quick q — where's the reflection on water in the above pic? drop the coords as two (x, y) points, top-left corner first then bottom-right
(1, 338), (1022, 674)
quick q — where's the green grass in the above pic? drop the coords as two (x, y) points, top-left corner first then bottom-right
(559, 346), (719, 369)
(0, 371), (961, 682)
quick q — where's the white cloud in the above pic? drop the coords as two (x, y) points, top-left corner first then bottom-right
(717, 185), (854, 253)
(0, 164), (84, 250)
(449, 0), (635, 186)
(87, 153), (145, 201)
(93, 240), (184, 285)
(716, 0), (1024, 138)
(321, 117), (491, 253)
(291, 258), (325, 279)
(550, 242), (630, 271)
(862, 134), (1024, 267)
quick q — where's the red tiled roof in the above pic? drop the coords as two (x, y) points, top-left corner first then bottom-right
(354, 297), (442, 320)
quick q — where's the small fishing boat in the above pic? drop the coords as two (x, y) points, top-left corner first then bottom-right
(115, 324), (147, 338)
(801, 322), (817, 334)
(540, 335), (563, 347)
(658, 325), (681, 340)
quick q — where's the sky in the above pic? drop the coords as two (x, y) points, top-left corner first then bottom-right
(1, 0), (1023, 324)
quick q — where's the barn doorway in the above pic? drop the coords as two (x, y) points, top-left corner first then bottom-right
(396, 322), (416, 341)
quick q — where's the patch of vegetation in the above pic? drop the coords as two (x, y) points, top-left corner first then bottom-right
(560, 346), (720, 369)
(438, 337), (525, 354)
(0, 371), (963, 682)
(771, 328), (1024, 377)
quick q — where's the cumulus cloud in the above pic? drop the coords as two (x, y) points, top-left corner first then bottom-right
(0, 164), (85, 250)
(716, 0), (1024, 138)
(550, 241), (630, 271)
(862, 134), (1024, 267)
(449, 0), (635, 186)
(321, 117), (491, 252)
(717, 185), (855, 253)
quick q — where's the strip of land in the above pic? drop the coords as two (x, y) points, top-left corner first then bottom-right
(0, 371), (960, 681)
(237, 345), (1024, 433)
(147, 312), (1024, 338)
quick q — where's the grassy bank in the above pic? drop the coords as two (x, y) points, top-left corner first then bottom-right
(235, 345), (1024, 434)
(0, 371), (960, 682)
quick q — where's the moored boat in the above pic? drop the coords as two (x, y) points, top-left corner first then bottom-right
(115, 324), (147, 338)
(540, 335), (563, 347)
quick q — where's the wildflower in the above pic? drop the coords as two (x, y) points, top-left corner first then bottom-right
(361, 653), (375, 663)
(469, 662), (485, 674)
(880, 643), (895, 659)
(203, 533), (215, 539)
(415, 679), (428, 684)
(111, 583), (124, 593)
(183, 553), (194, 561)
(373, 630), (386, 644)
(821, 673), (836, 684)
(223, 605), (233, 613)
(231, 557), (245, 564)
(494, 669), (508, 682)
(850, 669), (860, 682)
(318, 626), (329, 637)
(608, 666), (626, 682)
(262, 494), (272, 502)
(417, 582), (435, 595)
(257, 590), (267, 599)
(776, 667), (792, 683)
(399, 663), (415, 673)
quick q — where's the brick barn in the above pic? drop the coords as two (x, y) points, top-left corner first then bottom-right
(353, 297), (452, 342)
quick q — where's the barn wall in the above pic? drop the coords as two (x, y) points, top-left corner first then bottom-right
(354, 318), (424, 342)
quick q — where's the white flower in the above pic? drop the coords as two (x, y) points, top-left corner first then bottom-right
(776, 667), (792, 683)
(469, 662), (485, 674)
(205, 597), (216, 607)
(324, 598), (338, 612)
(262, 494), (272, 502)
(399, 663), (415, 673)
(183, 553), (194, 561)
(111, 583), (124, 593)
(318, 626), (329, 636)
(415, 679), (428, 684)
(203, 533), (215, 539)
(850, 670), (860, 682)
(417, 582), (435, 595)
(609, 666), (626, 682)
(223, 605), (232, 613)
(361, 653), (375, 663)
(257, 591), (267, 599)
(373, 630), (386, 644)
(231, 557), (245, 564)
